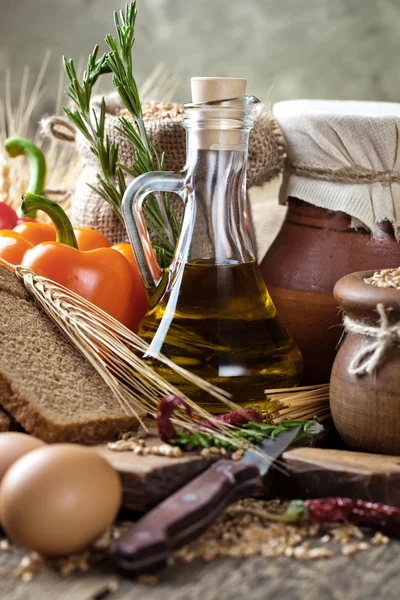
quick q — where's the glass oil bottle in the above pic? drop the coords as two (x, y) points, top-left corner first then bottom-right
(122, 77), (303, 412)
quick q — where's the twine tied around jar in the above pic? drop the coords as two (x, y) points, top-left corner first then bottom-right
(344, 304), (400, 375)
(287, 162), (400, 187)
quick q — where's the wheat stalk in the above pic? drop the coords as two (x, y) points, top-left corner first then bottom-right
(5, 262), (261, 451)
(13, 263), (325, 461)
(262, 384), (331, 424)
(0, 257), (324, 464)
(0, 53), (80, 214)
(7, 262), (318, 465)
(139, 63), (180, 105)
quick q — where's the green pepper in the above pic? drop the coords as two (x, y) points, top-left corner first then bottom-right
(5, 138), (47, 218)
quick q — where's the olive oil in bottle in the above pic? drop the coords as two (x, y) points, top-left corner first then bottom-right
(122, 77), (303, 412)
(137, 260), (303, 411)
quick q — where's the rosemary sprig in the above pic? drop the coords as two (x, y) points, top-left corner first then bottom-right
(105, 3), (141, 122)
(171, 419), (323, 451)
(63, 45), (110, 123)
(63, 1), (181, 265)
(105, 3), (180, 260)
(63, 50), (126, 223)
(116, 116), (180, 260)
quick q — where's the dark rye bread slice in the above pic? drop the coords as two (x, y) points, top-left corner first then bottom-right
(0, 264), (139, 443)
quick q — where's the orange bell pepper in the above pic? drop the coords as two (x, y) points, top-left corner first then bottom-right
(18, 193), (147, 331)
(13, 222), (56, 246)
(0, 230), (33, 265)
(112, 243), (148, 317)
(73, 228), (110, 251)
(12, 222), (111, 251)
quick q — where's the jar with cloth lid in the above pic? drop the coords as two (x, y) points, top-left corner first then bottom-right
(260, 100), (400, 383)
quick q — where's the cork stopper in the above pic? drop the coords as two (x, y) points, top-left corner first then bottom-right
(187, 78), (249, 151)
(191, 77), (247, 103)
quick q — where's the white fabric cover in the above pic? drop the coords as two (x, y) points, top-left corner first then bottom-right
(274, 100), (400, 238)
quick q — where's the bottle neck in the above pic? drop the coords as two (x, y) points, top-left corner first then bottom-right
(183, 126), (255, 265)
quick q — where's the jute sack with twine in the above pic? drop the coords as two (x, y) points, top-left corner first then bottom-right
(273, 99), (400, 239)
(42, 94), (286, 246)
(344, 303), (400, 375)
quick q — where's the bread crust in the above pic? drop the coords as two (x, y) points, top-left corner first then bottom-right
(0, 369), (138, 443)
(0, 265), (140, 443)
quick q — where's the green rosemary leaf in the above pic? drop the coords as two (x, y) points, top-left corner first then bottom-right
(116, 167), (127, 196)
(63, 108), (93, 143)
(88, 175), (124, 223)
(171, 419), (320, 452)
(153, 246), (172, 269)
(117, 162), (137, 179)
(163, 193), (182, 238)
(143, 221), (176, 253)
(91, 102), (104, 140)
(105, 4), (141, 119)
(152, 243), (174, 258)
(116, 119), (153, 170)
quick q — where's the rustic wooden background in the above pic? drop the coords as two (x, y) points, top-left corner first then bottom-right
(0, 1), (399, 596)
(0, 537), (398, 600)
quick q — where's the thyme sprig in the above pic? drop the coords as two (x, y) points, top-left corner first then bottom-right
(63, 1), (181, 265)
(171, 419), (322, 451)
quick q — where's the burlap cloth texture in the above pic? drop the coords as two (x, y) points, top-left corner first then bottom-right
(274, 99), (400, 239)
(43, 94), (286, 246)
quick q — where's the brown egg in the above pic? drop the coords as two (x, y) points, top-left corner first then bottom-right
(0, 444), (122, 556)
(0, 432), (45, 483)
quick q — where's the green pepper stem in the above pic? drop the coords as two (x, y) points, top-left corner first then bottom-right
(21, 193), (78, 249)
(273, 500), (309, 523)
(229, 500), (309, 524)
(5, 137), (47, 218)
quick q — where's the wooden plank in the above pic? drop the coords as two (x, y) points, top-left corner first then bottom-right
(276, 448), (400, 505)
(3, 441), (400, 599)
(0, 538), (399, 600)
(95, 443), (215, 512)
(96, 442), (400, 512)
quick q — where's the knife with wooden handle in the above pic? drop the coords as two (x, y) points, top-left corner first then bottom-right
(115, 425), (301, 574)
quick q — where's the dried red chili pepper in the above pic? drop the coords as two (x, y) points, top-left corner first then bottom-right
(199, 408), (262, 430)
(156, 395), (193, 442)
(157, 396), (262, 442)
(273, 497), (400, 537)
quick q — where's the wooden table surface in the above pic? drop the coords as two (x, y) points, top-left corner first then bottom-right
(0, 535), (398, 600)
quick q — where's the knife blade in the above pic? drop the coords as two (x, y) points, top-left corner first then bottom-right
(115, 425), (301, 575)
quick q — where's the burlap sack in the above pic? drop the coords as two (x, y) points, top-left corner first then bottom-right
(43, 94), (286, 245)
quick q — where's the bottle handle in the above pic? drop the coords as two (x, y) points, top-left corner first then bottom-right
(122, 172), (189, 307)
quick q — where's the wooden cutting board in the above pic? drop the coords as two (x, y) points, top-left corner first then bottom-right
(275, 447), (400, 505)
(96, 442), (400, 512)
(95, 443), (216, 513)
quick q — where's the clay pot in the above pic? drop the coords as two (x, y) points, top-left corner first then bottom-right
(260, 198), (400, 384)
(330, 270), (400, 455)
